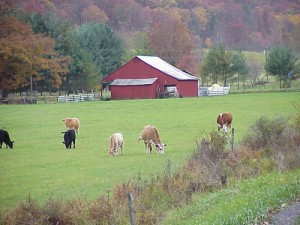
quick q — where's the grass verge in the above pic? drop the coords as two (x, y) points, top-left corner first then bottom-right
(162, 169), (300, 225)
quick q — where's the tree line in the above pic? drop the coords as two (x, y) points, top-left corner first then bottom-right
(201, 44), (299, 89)
(0, 10), (123, 95)
(0, 0), (299, 96)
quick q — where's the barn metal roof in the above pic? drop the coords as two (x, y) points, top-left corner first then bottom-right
(110, 78), (158, 86)
(137, 56), (198, 81)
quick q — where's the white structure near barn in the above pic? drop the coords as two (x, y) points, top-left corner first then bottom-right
(199, 84), (230, 96)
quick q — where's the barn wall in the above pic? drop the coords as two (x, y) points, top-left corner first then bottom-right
(111, 84), (158, 99)
(176, 80), (199, 97)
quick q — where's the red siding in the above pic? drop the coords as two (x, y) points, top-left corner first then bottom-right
(102, 57), (199, 99)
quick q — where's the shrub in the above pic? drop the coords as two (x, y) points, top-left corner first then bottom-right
(2, 196), (46, 225)
(292, 102), (300, 130)
(242, 114), (300, 173)
(242, 116), (289, 150)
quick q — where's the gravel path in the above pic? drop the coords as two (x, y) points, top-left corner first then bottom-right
(269, 201), (300, 225)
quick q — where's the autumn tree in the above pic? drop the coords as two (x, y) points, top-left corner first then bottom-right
(24, 12), (100, 92)
(265, 46), (298, 88)
(82, 5), (109, 24)
(148, 10), (193, 65)
(0, 16), (70, 93)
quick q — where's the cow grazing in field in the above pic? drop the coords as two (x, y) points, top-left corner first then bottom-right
(0, 129), (14, 149)
(62, 129), (76, 149)
(63, 118), (80, 135)
(217, 112), (233, 132)
(108, 133), (124, 156)
(138, 125), (166, 154)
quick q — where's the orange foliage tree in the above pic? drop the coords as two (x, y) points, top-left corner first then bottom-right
(147, 10), (193, 65)
(0, 16), (70, 92)
(82, 5), (109, 24)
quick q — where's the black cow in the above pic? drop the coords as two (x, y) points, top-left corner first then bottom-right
(62, 129), (76, 149)
(0, 129), (14, 149)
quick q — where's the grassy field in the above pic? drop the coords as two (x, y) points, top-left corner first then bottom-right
(0, 92), (299, 212)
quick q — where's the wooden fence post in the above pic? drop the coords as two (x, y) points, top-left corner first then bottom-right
(166, 159), (171, 178)
(230, 128), (235, 151)
(277, 151), (284, 174)
(185, 189), (192, 205)
(127, 193), (135, 225)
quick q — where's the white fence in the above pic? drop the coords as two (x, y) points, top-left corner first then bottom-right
(58, 94), (100, 103)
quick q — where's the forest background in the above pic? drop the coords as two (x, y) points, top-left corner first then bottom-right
(1, 0), (300, 95)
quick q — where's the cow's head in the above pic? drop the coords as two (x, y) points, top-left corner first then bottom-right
(217, 114), (223, 129)
(218, 123), (229, 132)
(217, 114), (228, 132)
(62, 141), (71, 149)
(156, 143), (167, 154)
(108, 148), (117, 156)
(7, 141), (14, 149)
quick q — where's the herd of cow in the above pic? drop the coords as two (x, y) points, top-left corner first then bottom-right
(0, 112), (233, 156)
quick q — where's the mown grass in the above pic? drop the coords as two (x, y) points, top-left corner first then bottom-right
(161, 169), (300, 225)
(0, 93), (299, 213)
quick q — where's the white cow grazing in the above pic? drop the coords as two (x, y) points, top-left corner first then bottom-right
(138, 125), (166, 154)
(108, 133), (124, 156)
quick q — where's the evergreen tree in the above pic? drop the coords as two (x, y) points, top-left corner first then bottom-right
(231, 51), (249, 90)
(265, 46), (298, 88)
(201, 44), (235, 86)
(75, 23), (124, 78)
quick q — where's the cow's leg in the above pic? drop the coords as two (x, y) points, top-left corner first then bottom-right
(149, 143), (152, 154)
(73, 140), (75, 148)
(120, 144), (123, 154)
(144, 142), (149, 154)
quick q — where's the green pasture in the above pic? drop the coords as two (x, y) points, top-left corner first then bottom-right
(0, 93), (299, 212)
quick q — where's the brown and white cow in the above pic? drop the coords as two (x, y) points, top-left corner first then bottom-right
(217, 112), (233, 132)
(108, 133), (124, 156)
(138, 125), (166, 154)
(63, 118), (80, 135)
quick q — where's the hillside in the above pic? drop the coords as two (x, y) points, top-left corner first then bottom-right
(13, 0), (300, 53)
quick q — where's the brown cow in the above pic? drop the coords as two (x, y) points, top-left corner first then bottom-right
(217, 112), (233, 132)
(63, 118), (80, 135)
(108, 133), (124, 156)
(138, 125), (166, 154)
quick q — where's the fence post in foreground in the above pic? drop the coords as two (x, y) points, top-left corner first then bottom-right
(277, 151), (284, 174)
(185, 188), (192, 205)
(127, 193), (135, 225)
(230, 128), (235, 150)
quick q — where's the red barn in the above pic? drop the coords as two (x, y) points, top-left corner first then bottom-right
(101, 56), (199, 100)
